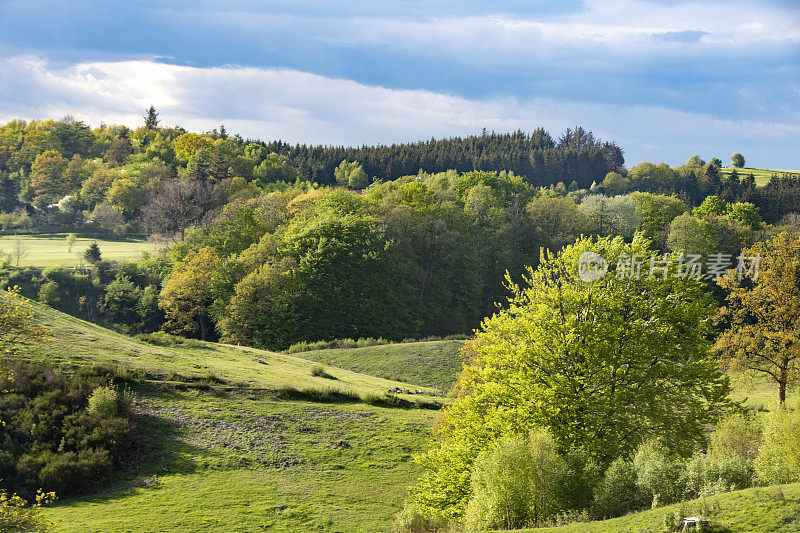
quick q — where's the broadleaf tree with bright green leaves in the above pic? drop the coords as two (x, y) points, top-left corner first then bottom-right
(405, 235), (733, 521)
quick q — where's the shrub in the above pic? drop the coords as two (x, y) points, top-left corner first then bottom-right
(392, 505), (449, 533)
(38, 280), (60, 307)
(755, 404), (800, 484)
(463, 430), (565, 530)
(0, 490), (54, 532)
(0, 361), (135, 498)
(136, 331), (207, 348)
(633, 440), (684, 508)
(310, 365), (336, 380)
(709, 414), (762, 463)
(37, 449), (113, 495)
(286, 336), (392, 353)
(86, 386), (119, 417)
(592, 458), (648, 518)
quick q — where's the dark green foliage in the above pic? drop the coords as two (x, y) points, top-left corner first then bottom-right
(256, 128), (621, 188)
(143, 106), (159, 130)
(310, 365), (336, 379)
(84, 242), (102, 264)
(0, 361), (135, 499)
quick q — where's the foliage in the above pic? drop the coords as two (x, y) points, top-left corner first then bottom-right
(463, 430), (566, 530)
(334, 160), (369, 189)
(731, 153), (745, 168)
(86, 386), (121, 417)
(406, 236), (732, 519)
(0, 286), (48, 350)
(159, 247), (220, 340)
(715, 233), (800, 404)
(83, 242), (101, 264)
(579, 194), (639, 238)
(630, 192), (688, 242)
(0, 361), (135, 498)
(755, 403), (800, 484)
(591, 458), (648, 519)
(634, 440), (684, 508)
(694, 195), (729, 217)
(0, 489), (54, 532)
(65, 233), (76, 253)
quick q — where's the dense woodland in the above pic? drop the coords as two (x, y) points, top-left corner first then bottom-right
(0, 112), (799, 351)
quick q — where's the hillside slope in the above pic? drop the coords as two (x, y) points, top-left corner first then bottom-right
(519, 483), (800, 533)
(295, 340), (465, 392)
(3, 300), (444, 532)
(24, 300), (441, 402)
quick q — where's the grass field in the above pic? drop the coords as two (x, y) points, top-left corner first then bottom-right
(522, 483), (800, 533)
(46, 388), (435, 533)
(721, 167), (799, 187)
(0, 234), (153, 267)
(2, 300), (442, 532)
(297, 340), (465, 392)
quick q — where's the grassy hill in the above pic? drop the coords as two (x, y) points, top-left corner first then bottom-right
(3, 301), (445, 532)
(515, 482), (800, 533)
(721, 167), (799, 187)
(295, 340), (465, 392)
(8, 301), (791, 532)
(0, 233), (152, 267)
(26, 301), (442, 403)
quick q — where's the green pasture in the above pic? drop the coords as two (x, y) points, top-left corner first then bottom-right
(297, 340), (465, 392)
(0, 234), (153, 267)
(524, 483), (800, 532)
(721, 167), (799, 187)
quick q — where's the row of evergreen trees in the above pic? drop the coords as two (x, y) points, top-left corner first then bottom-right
(256, 128), (624, 188)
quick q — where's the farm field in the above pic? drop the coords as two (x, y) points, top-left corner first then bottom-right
(721, 166), (799, 187)
(0, 234), (154, 267)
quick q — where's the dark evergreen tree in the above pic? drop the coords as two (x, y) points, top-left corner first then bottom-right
(143, 106), (159, 129)
(84, 242), (102, 264)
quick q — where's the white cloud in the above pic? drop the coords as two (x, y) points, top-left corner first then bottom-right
(215, 0), (799, 63)
(0, 56), (797, 168)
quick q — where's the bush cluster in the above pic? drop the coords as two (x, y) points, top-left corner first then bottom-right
(397, 408), (800, 532)
(0, 361), (136, 499)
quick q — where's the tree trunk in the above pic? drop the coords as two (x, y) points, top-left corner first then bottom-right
(780, 359), (788, 406)
(780, 378), (787, 406)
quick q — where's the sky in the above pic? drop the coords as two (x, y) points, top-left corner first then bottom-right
(0, 0), (798, 168)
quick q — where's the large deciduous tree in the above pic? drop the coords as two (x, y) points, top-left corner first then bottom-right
(159, 247), (220, 340)
(141, 178), (216, 241)
(715, 232), (800, 405)
(29, 149), (68, 205)
(409, 235), (732, 519)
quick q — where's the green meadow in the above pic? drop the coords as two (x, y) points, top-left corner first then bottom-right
(296, 340), (465, 392)
(8, 302), (440, 532)
(0, 234), (153, 267)
(721, 166), (799, 187)
(529, 483), (800, 533)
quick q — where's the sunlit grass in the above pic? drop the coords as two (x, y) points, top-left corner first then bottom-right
(0, 234), (153, 267)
